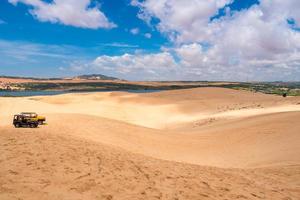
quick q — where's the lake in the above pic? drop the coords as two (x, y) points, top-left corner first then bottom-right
(0, 90), (161, 97)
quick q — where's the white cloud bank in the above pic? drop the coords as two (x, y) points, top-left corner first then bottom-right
(69, 0), (299, 81)
(71, 52), (179, 80)
(130, 0), (300, 81)
(9, 0), (116, 29)
(100, 0), (299, 81)
(76, 0), (300, 81)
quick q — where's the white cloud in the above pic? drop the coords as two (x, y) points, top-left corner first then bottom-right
(167, 3), (300, 81)
(93, 52), (176, 70)
(131, 0), (233, 43)
(9, 0), (116, 29)
(81, 52), (177, 80)
(173, 42), (300, 81)
(130, 28), (140, 35)
(130, 28), (152, 39)
(74, 0), (300, 81)
(144, 33), (152, 38)
(69, 40), (300, 81)
(260, 0), (300, 27)
(100, 42), (139, 48)
(124, 0), (300, 81)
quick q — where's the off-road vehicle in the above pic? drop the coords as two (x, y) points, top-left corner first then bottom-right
(13, 114), (39, 128)
(21, 112), (46, 124)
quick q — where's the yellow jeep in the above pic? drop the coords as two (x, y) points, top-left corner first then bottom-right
(13, 114), (39, 128)
(21, 112), (46, 125)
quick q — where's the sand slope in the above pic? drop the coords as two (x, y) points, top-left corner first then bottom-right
(21, 111), (298, 168)
(0, 88), (300, 199)
(1, 129), (300, 200)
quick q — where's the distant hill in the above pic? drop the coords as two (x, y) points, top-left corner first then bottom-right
(75, 74), (120, 81)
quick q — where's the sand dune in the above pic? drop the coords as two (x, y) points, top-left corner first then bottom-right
(1, 129), (300, 200)
(31, 111), (300, 168)
(1, 87), (299, 129)
(0, 88), (300, 199)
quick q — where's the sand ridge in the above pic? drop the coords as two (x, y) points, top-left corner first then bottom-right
(1, 87), (299, 129)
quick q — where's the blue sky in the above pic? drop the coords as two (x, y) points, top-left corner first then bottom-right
(0, 0), (299, 81)
(0, 0), (168, 77)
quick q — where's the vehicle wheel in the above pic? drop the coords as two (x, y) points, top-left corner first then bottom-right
(15, 123), (20, 128)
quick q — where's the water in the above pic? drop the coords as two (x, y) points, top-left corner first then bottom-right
(0, 90), (161, 97)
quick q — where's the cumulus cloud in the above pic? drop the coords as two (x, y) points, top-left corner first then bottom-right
(93, 52), (176, 72)
(130, 28), (140, 35)
(173, 43), (300, 81)
(130, 28), (152, 39)
(125, 0), (300, 81)
(76, 0), (300, 81)
(260, 0), (300, 27)
(131, 0), (233, 43)
(70, 52), (178, 80)
(144, 33), (152, 38)
(9, 0), (116, 29)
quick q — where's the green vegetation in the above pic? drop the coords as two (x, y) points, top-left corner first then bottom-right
(222, 82), (300, 96)
(13, 82), (203, 92)
(3, 79), (300, 96)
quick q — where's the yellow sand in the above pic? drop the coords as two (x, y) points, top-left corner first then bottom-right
(0, 87), (300, 199)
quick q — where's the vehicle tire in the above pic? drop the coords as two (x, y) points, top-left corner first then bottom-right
(14, 123), (20, 128)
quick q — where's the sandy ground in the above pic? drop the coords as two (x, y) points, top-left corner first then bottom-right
(0, 87), (300, 199)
